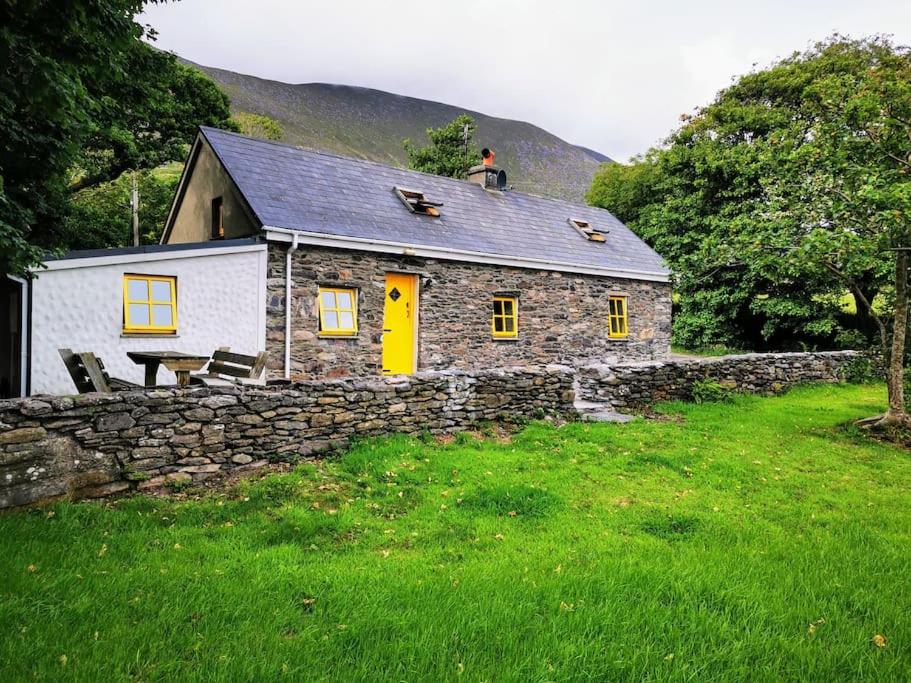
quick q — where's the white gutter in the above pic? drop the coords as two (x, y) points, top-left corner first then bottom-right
(7, 275), (28, 397)
(284, 233), (300, 379)
(263, 226), (670, 283)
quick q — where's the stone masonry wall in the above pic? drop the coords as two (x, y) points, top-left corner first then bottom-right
(265, 244), (671, 379)
(0, 366), (575, 509)
(576, 351), (859, 410)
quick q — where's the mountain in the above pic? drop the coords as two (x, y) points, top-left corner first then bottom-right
(183, 60), (612, 201)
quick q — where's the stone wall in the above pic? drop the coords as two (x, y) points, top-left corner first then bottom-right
(266, 244), (671, 379)
(576, 351), (859, 410)
(0, 366), (575, 509)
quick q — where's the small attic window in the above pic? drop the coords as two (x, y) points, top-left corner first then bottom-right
(569, 218), (607, 242)
(394, 187), (442, 217)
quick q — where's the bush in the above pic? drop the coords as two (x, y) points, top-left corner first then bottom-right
(165, 478), (192, 493)
(123, 466), (150, 483)
(691, 379), (734, 404)
(841, 354), (881, 384)
(232, 112), (284, 141)
(834, 328), (869, 351)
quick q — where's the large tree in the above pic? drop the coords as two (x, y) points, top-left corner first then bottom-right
(756, 37), (911, 426)
(587, 41), (888, 352)
(62, 163), (182, 249)
(404, 114), (479, 179)
(0, 1), (236, 272)
(70, 46), (236, 194)
(589, 35), (911, 424)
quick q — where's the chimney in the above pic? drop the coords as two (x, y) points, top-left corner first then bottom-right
(468, 148), (507, 190)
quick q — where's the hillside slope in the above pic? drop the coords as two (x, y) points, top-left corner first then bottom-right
(185, 60), (611, 201)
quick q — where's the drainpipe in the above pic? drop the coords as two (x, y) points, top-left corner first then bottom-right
(7, 275), (28, 397)
(284, 234), (299, 379)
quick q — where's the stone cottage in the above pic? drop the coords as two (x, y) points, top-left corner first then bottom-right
(163, 127), (672, 379)
(4, 126), (671, 396)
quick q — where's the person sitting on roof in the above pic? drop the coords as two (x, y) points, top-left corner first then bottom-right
(481, 148), (496, 167)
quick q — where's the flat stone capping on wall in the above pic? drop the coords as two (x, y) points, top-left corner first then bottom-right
(0, 366), (575, 509)
(577, 351), (859, 410)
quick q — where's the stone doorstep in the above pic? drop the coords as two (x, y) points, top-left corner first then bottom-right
(573, 399), (637, 424)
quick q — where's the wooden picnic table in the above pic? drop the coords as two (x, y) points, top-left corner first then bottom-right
(127, 351), (210, 388)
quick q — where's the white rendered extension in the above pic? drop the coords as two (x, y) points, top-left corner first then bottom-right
(29, 243), (267, 395)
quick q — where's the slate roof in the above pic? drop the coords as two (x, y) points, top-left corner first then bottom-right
(199, 127), (669, 281)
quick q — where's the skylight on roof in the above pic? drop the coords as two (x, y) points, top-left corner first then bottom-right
(569, 218), (607, 243)
(394, 187), (443, 217)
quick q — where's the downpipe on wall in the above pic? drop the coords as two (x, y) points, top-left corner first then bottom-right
(284, 233), (299, 380)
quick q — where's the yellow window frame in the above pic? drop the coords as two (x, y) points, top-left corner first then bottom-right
(318, 287), (358, 336)
(608, 295), (629, 338)
(492, 296), (518, 338)
(123, 275), (178, 334)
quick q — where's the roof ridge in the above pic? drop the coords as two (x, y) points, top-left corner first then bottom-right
(198, 126), (611, 215)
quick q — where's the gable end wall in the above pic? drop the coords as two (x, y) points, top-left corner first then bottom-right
(266, 243), (671, 379)
(166, 140), (258, 244)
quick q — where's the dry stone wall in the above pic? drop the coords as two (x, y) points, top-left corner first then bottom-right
(0, 352), (861, 510)
(576, 351), (859, 410)
(0, 366), (575, 509)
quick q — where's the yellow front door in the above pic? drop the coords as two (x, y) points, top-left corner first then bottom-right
(382, 273), (417, 375)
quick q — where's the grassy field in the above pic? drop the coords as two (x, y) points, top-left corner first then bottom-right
(1, 383), (909, 681)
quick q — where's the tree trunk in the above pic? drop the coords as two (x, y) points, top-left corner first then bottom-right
(880, 250), (910, 427)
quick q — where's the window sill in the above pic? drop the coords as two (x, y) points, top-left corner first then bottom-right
(492, 336), (520, 342)
(318, 333), (359, 340)
(607, 336), (630, 341)
(121, 333), (180, 338)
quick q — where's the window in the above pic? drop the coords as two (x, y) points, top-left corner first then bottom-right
(492, 296), (518, 338)
(393, 186), (442, 217)
(569, 217), (607, 242)
(318, 287), (358, 336)
(608, 295), (629, 338)
(123, 275), (177, 334)
(211, 196), (225, 239)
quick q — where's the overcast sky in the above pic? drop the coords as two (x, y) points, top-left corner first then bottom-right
(140, 0), (911, 161)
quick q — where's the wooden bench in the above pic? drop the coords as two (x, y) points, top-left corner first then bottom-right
(58, 348), (141, 394)
(190, 348), (268, 386)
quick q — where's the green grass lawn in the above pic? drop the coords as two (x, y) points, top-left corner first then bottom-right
(1, 384), (909, 681)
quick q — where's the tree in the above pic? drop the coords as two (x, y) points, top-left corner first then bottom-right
(755, 37), (911, 426)
(233, 112), (284, 141)
(53, 49), (236, 253)
(404, 114), (479, 178)
(62, 163), (182, 250)
(588, 35), (911, 425)
(1, 0), (152, 273)
(0, 1), (236, 273)
(586, 38), (885, 353)
(71, 46), (236, 194)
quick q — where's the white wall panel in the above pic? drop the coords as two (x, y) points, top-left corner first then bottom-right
(30, 247), (267, 395)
